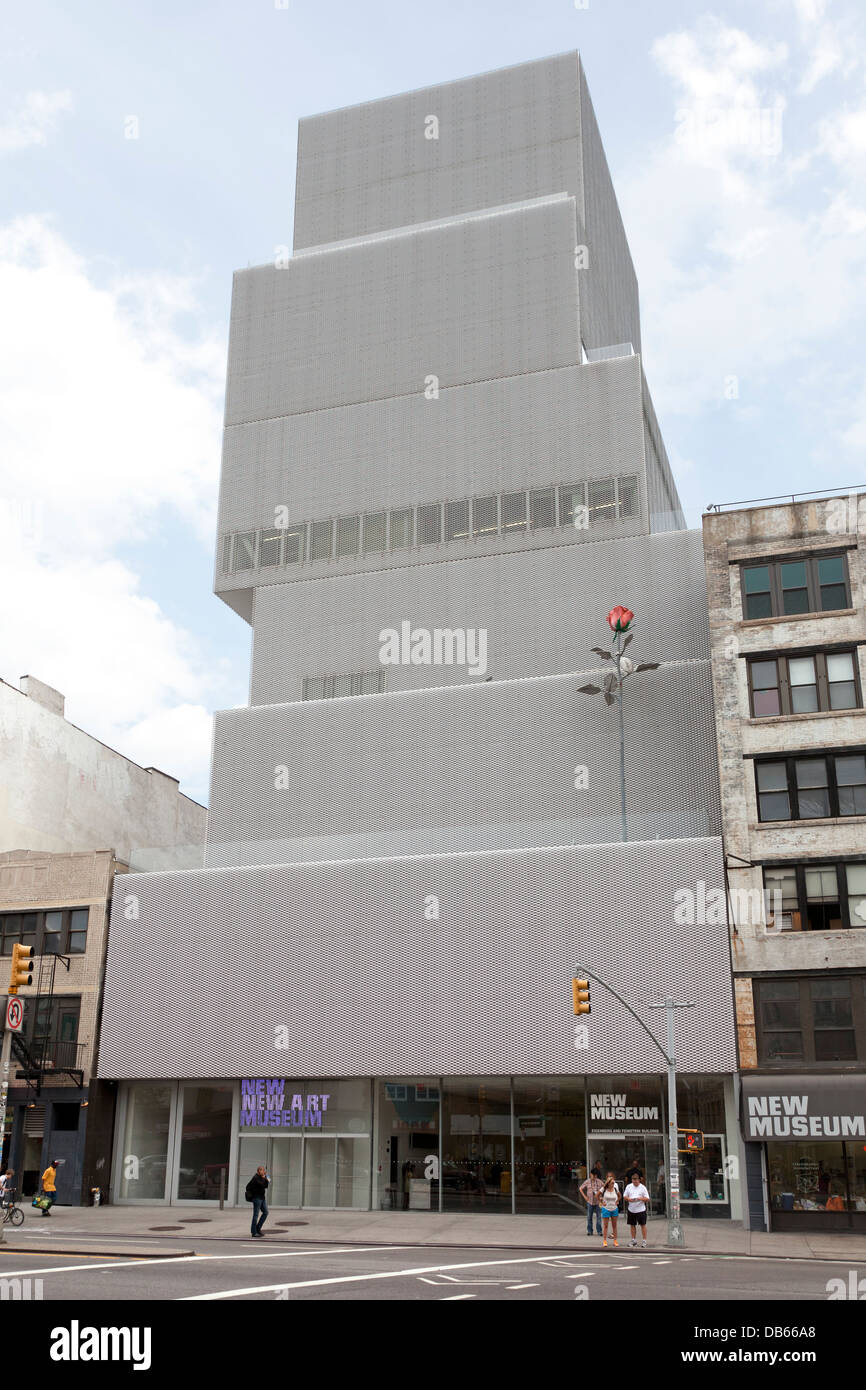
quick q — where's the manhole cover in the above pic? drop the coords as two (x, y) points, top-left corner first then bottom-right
(178, 1218), (212, 1223)
(274, 1221), (308, 1227)
(148, 1225), (185, 1231)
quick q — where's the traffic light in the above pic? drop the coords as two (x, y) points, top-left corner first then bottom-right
(677, 1128), (704, 1152)
(8, 943), (33, 995)
(572, 978), (591, 1016)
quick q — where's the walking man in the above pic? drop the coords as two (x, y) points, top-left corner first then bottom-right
(623, 1167), (651, 1248)
(246, 1165), (270, 1237)
(579, 1166), (604, 1236)
(40, 1158), (58, 1216)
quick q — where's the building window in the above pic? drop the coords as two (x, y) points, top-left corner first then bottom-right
(618, 475), (639, 518)
(587, 477), (616, 525)
(259, 530), (283, 567)
(558, 483), (586, 528)
(302, 670), (385, 701)
(763, 862), (866, 930)
(747, 650), (861, 717)
(309, 519), (333, 562)
(500, 491), (526, 535)
(336, 516), (360, 558)
(529, 488), (556, 530)
(0, 909), (89, 956)
(473, 495), (498, 539)
(233, 531), (257, 572)
(389, 508), (414, 550)
(284, 524), (306, 565)
(755, 976), (865, 1065)
(443, 499), (470, 542)
(741, 554), (851, 620)
(362, 513), (386, 553)
(221, 534), (233, 572)
(417, 503), (442, 545)
(755, 753), (866, 822)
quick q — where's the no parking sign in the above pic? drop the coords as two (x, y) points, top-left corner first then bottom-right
(5, 997), (23, 1032)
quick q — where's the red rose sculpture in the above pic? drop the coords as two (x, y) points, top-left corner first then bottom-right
(607, 606), (634, 633)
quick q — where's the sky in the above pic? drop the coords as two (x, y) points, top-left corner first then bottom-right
(1, 0), (865, 805)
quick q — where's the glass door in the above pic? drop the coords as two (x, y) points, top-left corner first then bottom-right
(271, 1137), (302, 1207)
(303, 1137), (336, 1206)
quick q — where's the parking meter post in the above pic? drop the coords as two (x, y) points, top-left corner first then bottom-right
(219, 1166), (226, 1210)
(0, 1027), (12, 1245)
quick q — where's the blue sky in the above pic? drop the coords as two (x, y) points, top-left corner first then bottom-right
(2, 0), (865, 803)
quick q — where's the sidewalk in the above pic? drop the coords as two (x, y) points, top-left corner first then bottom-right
(4, 1203), (866, 1263)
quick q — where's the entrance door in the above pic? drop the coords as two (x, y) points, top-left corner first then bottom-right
(587, 1136), (666, 1214)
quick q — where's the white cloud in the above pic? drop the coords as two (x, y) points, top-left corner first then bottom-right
(622, 9), (866, 440)
(0, 216), (229, 797)
(0, 90), (72, 153)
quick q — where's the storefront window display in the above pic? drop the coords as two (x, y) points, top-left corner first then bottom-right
(768, 1141), (848, 1217)
(118, 1083), (173, 1200)
(442, 1079), (512, 1213)
(177, 1084), (234, 1200)
(374, 1080), (440, 1210)
(512, 1079), (585, 1214)
(676, 1076), (730, 1215)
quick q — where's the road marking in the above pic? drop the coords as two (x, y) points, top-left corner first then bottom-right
(653, 1259), (674, 1265)
(0, 1245), (412, 1281)
(611, 1264), (638, 1270)
(564, 1273), (595, 1278)
(507, 1283), (539, 1289)
(179, 1252), (600, 1300)
(442, 1294), (475, 1300)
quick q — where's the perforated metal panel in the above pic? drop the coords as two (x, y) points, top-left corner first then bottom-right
(207, 661), (720, 868)
(98, 838), (734, 1080)
(248, 528), (710, 704)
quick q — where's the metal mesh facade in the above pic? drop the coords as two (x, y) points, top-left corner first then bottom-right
(99, 839), (734, 1079)
(97, 54), (735, 1092)
(249, 528), (710, 704)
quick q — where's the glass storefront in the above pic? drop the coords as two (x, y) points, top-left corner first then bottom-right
(113, 1074), (737, 1218)
(177, 1084), (234, 1200)
(766, 1141), (866, 1228)
(513, 1079), (585, 1214)
(442, 1078), (512, 1213)
(117, 1083), (173, 1200)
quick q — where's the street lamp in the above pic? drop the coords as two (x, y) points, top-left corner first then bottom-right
(577, 606), (659, 841)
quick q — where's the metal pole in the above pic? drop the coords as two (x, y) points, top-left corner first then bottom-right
(665, 998), (683, 1247)
(218, 1164), (226, 1211)
(0, 1027), (12, 1245)
(615, 631), (627, 841)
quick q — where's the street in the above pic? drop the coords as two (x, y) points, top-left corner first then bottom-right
(1, 1238), (863, 1302)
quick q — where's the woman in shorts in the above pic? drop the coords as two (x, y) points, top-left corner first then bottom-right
(600, 1172), (620, 1247)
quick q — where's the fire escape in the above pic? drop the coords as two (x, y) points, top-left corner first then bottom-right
(10, 951), (84, 1094)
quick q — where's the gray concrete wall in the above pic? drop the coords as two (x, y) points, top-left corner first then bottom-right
(0, 679), (206, 866)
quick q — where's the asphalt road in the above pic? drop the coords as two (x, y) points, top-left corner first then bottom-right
(0, 1240), (862, 1302)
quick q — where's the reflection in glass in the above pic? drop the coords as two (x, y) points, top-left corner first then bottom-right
(120, 1083), (173, 1200)
(177, 1085), (233, 1201)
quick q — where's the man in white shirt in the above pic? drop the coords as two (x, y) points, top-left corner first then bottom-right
(623, 1168), (651, 1248)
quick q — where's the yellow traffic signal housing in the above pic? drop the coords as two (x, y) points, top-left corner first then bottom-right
(572, 978), (591, 1015)
(8, 943), (34, 995)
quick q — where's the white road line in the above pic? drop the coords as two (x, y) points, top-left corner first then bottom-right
(564, 1273), (596, 1278)
(611, 1264), (639, 1270)
(179, 1252), (598, 1300)
(507, 1283), (539, 1289)
(653, 1259), (674, 1265)
(442, 1295), (475, 1300)
(0, 1245), (412, 1281)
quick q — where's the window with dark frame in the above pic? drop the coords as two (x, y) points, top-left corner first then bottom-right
(754, 752), (866, 822)
(741, 553), (851, 619)
(754, 975), (865, 1066)
(747, 649), (861, 717)
(301, 670), (385, 702)
(0, 909), (89, 956)
(763, 862), (866, 930)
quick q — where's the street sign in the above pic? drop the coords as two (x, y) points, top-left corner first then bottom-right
(678, 1127), (704, 1151)
(5, 997), (23, 1033)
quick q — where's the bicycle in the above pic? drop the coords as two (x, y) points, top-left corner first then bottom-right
(1, 1190), (24, 1226)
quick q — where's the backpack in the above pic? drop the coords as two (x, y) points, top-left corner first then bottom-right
(244, 1181), (255, 1203)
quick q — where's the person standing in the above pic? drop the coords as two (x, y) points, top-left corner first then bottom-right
(624, 1167), (651, 1248)
(600, 1172), (620, 1247)
(40, 1159), (58, 1216)
(245, 1165), (270, 1237)
(579, 1167), (604, 1236)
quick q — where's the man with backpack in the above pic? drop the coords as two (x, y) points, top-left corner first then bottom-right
(245, 1165), (270, 1237)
